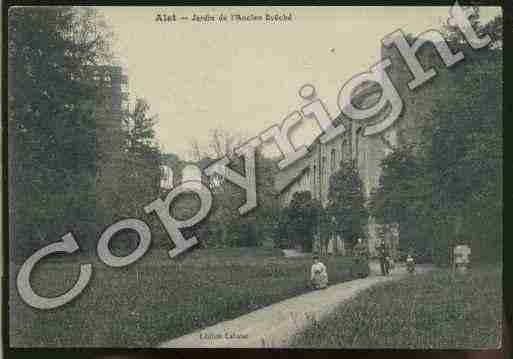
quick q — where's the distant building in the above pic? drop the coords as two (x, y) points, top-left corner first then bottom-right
(274, 96), (379, 256)
(275, 42), (446, 256)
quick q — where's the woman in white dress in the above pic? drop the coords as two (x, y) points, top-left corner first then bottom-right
(311, 255), (328, 289)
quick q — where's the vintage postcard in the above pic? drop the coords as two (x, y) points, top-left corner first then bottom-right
(6, 4), (503, 349)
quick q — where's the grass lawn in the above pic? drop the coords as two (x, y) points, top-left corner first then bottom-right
(10, 246), (353, 347)
(291, 266), (502, 348)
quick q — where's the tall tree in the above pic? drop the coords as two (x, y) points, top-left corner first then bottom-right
(117, 99), (161, 218)
(8, 7), (113, 255)
(422, 13), (502, 263)
(286, 191), (321, 252)
(370, 13), (502, 264)
(252, 152), (280, 246)
(188, 128), (276, 248)
(327, 160), (368, 250)
(369, 144), (433, 258)
(424, 50), (502, 263)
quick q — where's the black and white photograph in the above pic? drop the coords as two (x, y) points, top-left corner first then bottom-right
(6, 3), (503, 350)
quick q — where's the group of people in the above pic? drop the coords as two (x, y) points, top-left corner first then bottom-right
(377, 240), (416, 275)
(310, 239), (416, 290)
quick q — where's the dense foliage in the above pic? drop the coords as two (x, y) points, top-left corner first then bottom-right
(9, 7), (162, 257)
(370, 14), (502, 264)
(369, 145), (433, 260)
(117, 99), (161, 218)
(282, 191), (322, 252)
(327, 160), (369, 250)
(160, 148), (280, 249)
(9, 7), (109, 256)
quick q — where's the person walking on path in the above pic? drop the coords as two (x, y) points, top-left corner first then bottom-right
(377, 240), (390, 276)
(310, 255), (328, 289)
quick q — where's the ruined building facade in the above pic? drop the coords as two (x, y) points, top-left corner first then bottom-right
(275, 41), (451, 256)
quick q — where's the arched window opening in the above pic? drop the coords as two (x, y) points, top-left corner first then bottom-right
(160, 165), (174, 190)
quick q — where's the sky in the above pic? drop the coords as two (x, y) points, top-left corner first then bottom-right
(96, 6), (500, 160)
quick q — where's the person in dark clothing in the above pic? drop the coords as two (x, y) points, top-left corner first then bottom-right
(377, 240), (390, 276)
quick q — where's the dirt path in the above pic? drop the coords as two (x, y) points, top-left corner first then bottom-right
(158, 262), (431, 348)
